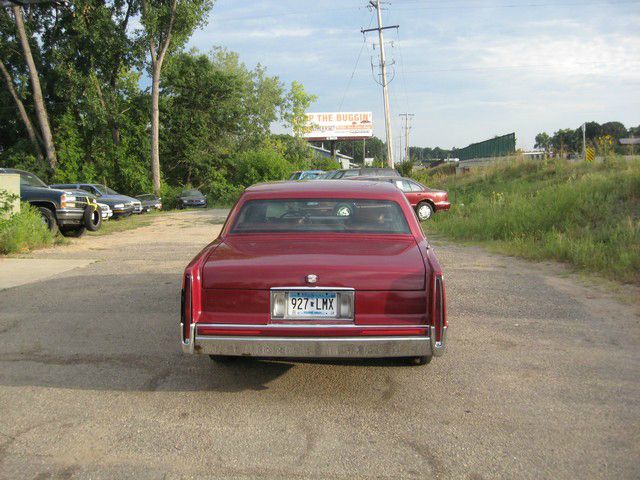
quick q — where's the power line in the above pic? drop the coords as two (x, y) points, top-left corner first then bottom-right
(393, 27), (411, 118)
(338, 11), (374, 111)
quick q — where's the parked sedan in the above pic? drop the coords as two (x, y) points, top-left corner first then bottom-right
(97, 202), (113, 220)
(288, 170), (325, 181)
(177, 189), (207, 209)
(329, 167), (401, 179)
(352, 176), (451, 220)
(180, 180), (448, 366)
(135, 194), (162, 212)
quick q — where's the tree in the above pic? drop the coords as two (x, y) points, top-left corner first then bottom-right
(10, 5), (56, 169)
(161, 49), (286, 187)
(600, 121), (627, 140)
(161, 49), (246, 185)
(0, 59), (43, 162)
(583, 121), (602, 141)
(551, 128), (577, 157)
(534, 132), (551, 153)
(282, 81), (317, 138)
(140, 0), (215, 194)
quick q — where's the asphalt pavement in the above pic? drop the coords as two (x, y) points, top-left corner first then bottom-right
(0, 209), (638, 479)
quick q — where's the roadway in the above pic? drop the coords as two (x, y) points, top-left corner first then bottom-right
(0, 209), (638, 479)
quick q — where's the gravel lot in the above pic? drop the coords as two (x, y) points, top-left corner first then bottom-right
(0, 209), (638, 479)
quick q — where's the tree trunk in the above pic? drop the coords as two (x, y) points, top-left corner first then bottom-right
(151, 64), (161, 194)
(12, 5), (57, 170)
(0, 59), (44, 162)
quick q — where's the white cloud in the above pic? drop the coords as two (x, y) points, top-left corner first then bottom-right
(187, 0), (639, 149)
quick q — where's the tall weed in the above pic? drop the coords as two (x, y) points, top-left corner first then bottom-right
(419, 157), (640, 284)
(0, 203), (55, 254)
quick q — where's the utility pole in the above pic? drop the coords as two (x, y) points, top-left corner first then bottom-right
(582, 122), (587, 161)
(362, 1), (398, 168)
(399, 113), (414, 163)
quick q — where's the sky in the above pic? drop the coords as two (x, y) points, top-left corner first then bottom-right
(187, 0), (640, 152)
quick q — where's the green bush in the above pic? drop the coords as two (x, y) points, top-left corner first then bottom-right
(159, 184), (184, 210)
(418, 157), (640, 284)
(0, 202), (55, 254)
(396, 161), (414, 177)
(232, 147), (293, 187)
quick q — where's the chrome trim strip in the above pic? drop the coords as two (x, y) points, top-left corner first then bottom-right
(180, 322), (196, 354)
(270, 286), (356, 291)
(430, 275), (446, 357)
(195, 323), (428, 329)
(191, 335), (432, 358)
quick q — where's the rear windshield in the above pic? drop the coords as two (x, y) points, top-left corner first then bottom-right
(231, 199), (410, 234)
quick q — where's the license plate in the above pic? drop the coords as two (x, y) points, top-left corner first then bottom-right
(287, 291), (337, 318)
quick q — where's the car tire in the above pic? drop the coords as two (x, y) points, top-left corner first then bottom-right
(84, 207), (102, 231)
(38, 206), (59, 234)
(408, 355), (432, 366)
(60, 225), (86, 238)
(416, 202), (434, 221)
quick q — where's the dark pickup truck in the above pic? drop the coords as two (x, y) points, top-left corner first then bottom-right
(0, 168), (90, 237)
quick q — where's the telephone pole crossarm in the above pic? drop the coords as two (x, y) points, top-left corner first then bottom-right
(361, 25), (399, 34)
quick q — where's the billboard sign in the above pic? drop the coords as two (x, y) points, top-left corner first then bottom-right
(303, 112), (373, 141)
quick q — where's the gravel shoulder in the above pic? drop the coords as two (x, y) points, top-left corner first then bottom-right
(0, 209), (638, 479)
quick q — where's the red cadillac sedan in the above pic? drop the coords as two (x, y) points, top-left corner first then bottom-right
(180, 180), (447, 365)
(351, 176), (451, 221)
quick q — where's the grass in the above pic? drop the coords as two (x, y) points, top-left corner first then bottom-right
(88, 210), (163, 236)
(414, 156), (640, 284)
(0, 203), (57, 254)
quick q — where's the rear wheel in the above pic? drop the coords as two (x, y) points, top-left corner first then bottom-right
(84, 207), (102, 231)
(408, 355), (432, 366)
(38, 206), (58, 234)
(60, 225), (86, 237)
(416, 202), (434, 221)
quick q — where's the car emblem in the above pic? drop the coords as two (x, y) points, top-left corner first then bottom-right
(306, 274), (318, 284)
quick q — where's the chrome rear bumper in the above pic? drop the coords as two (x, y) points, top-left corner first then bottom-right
(181, 323), (432, 358)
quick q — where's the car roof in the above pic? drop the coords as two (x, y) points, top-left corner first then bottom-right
(354, 175), (420, 182)
(243, 179), (405, 201)
(0, 168), (29, 175)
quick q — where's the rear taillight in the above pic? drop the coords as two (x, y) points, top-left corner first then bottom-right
(430, 273), (447, 356)
(181, 273), (192, 343)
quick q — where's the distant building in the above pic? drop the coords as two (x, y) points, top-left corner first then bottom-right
(522, 150), (545, 160)
(619, 138), (640, 146)
(309, 145), (358, 169)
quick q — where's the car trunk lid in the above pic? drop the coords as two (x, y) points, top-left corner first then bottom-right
(202, 234), (425, 291)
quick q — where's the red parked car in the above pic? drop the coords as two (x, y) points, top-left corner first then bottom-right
(351, 176), (450, 221)
(180, 180), (447, 365)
